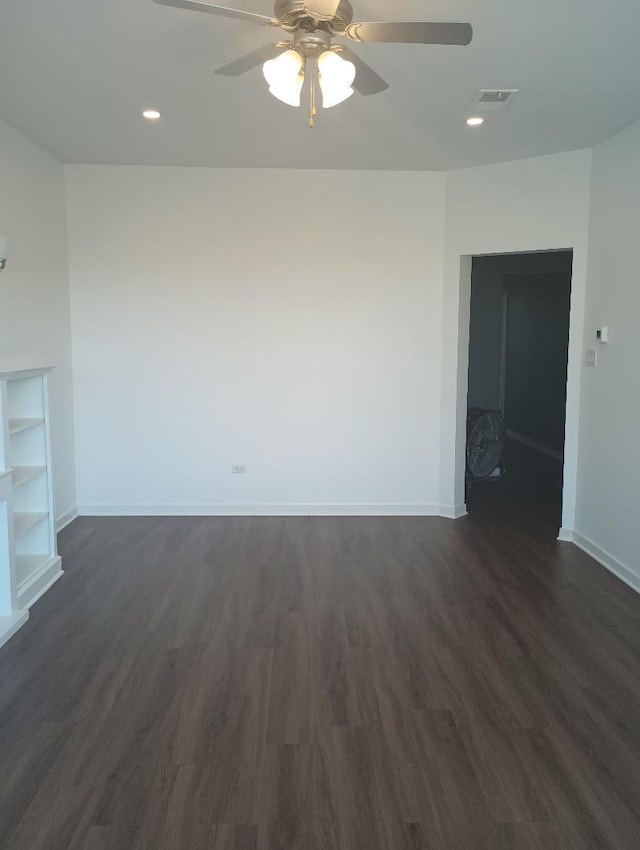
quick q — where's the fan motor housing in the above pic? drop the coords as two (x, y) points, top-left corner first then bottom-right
(274, 0), (354, 33)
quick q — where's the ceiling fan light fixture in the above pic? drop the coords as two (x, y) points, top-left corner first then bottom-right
(263, 49), (304, 107)
(318, 50), (356, 108)
(268, 78), (304, 107)
(154, 1), (475, 120)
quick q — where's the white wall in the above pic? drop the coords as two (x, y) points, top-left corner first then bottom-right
(574, 120), (640, 588)
(1, 114), (636, 590)
(440, 150), (593, 524)
(61, 140), (639, 594)
(65, 166), (447, 513)
(0, 120), (76, 523)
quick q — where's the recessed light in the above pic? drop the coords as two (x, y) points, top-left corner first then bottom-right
(466, 116), (485, 127)
(142, 109), (162, 121)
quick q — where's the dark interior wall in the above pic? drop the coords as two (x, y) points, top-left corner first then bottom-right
(468, 252), (573, 453)
(504, 273), (571, 452)
(467, 273), (504, 410)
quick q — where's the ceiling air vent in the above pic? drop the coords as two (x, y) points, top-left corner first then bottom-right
(471, 89), (519, 112)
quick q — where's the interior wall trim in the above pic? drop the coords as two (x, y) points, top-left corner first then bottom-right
(78, 503), (443, 518)
(571, 530), (640, 595)
(439, 504), (468, 520)
(0, 611), (29, 652)
(56, 506), (79, 533)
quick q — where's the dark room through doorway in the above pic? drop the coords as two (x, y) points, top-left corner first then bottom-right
(465, 250), (573, 535)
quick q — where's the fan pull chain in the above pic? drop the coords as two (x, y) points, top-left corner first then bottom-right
(309, 68), (317, 128)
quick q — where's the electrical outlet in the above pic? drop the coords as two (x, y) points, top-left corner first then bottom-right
(232, 464), (247, 474)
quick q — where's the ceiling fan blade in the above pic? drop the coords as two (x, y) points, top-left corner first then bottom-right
(345, 21), (473, 46)
(339, 47), (389, 96)
(303, 1), (340, 20)
(153, 0), (278, 27)
(215, 44), (288, 76)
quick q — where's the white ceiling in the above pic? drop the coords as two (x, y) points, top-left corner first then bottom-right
(1, 0), (640, 171)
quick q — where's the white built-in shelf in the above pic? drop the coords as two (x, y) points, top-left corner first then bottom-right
(13, 512), (49, 538)
(12, 466), (46, 488)
(1, 365), (63, 645)
(15, 554), (58, 588)
(8, 418), (45, 436)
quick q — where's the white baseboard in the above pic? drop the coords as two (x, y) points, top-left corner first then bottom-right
(56, 506), (79, 532)
(571, 531), (640, 595)
(16, 556), (63, 610)
(557, 527), (574, 542)
(439, 504), (468, 520)
(78, 503), (442, 518)
(0, 610), (29, 651)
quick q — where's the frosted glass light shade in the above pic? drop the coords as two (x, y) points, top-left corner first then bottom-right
(318, 50), (356, 108)
(263, 50), (304, 107)
(268, 78), (304, 107)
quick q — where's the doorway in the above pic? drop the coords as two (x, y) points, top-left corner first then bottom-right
(465, 251), (573, 533)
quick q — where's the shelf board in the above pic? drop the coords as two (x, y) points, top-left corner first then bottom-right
(12, 466), (46, 488)
(15, 553), (56, 588)
(8, 418), (45, 436)
(13, 512), (49, 538)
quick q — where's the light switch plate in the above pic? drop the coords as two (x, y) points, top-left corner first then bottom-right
(585, 349), (597, 367)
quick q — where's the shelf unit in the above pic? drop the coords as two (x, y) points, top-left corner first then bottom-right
(8, 418), (45, 436)
(0, 365), (62, 648)
(12, 466), (47, 488)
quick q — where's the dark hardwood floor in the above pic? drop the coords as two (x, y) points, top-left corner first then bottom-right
(467, 436), (565, 536)
(1, 510), (639, 849)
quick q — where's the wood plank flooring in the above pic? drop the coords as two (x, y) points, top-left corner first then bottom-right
(0, 511), (639, 848)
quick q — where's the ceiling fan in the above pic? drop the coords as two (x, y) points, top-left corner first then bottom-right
(154, 1), (473, 123)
